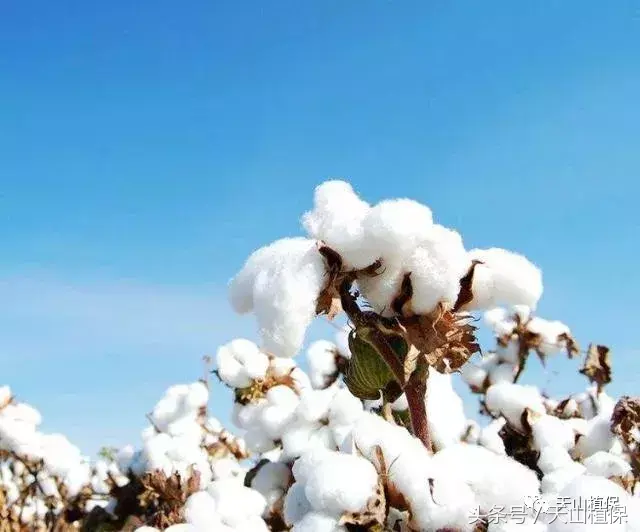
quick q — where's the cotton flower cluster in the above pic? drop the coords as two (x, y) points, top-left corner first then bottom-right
(228, 180), (545, 358)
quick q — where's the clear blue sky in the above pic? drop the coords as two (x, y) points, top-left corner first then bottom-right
(1, 1), (639, 456)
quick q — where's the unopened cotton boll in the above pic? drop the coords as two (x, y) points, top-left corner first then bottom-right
(301, 180), (379, 270)
(216, 339), (270, 388)
(464, 248), (543, 311)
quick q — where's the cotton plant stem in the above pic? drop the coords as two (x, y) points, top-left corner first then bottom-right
(338, 277), (433, 452)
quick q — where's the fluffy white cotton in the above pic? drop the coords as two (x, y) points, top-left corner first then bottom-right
(426, 370), (468, 449)
(301, 180), (378, 270)
(573, 414), (616, 459)
(478, 418), (507, 455)
(251, 239), (328, 358)
(464, 248), (543, 311)
(362, 198), (434, 264)
(291, 511), (345, 532)
(526, 317), (571, 355)
(485, 383), (546, 431)
(216, 339), (270, 388)
(228, 238), (328, 358)
(531, 415), (576, 451)
(355, 264), (404, 317)
(403, 224), (470, 314)
(306, 341), (339, 389)
(299, 450), (378, 517)
(583, 451), (631, 478)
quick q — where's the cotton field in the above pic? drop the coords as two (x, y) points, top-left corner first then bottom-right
(2, 181), (639, 531)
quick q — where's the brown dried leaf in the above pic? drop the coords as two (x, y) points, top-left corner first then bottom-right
(580, 344), (612, 392)
(339, 477), (386, 529)
(611, 396), (640, 449)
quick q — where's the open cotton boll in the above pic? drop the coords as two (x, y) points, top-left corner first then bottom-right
(432, 443), (540, 512)
(249, 461), (292, 510)
(0, 385), (11, 406)
(306, 341), (339, 389)
(484, 307), (517, 337)
(573, 414), (616, 459)
(531, 415), (576, 451)
(478, 418), (507, 455)
(334, 326), (352, 360)
(362, 198), (434, 264)
(301, 180), (379, 270)
(207, 478), (268, 527)
(545, 475), (630, 531)
(461, 362), (489, 391)
(355, 265), (404, 317)
(485, 383), (546, 431)
(489, 362), (517, 385)
(216, 339), (270, 388)
(302, 451), (379, 518)
(291, 511), (346, 532)
(583, 451), (631, 478)
(526, 318), (571, 355)
(403, 224), (470, 314)
(281, 419), (335, 459)
(283, 483), (313, 526)
(328, 388), (363, 427)
(251, 240), (328, 358)
(260, 386), (300, 440)
(465, 248), (543, 311)
(426, 370), (468, 449)
(184, 491), (222, 529)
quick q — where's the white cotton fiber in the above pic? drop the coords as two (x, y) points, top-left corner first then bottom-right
(404, 224), (470, 314)
(531, 415), (576, 451)
(306, 341), (339, 389)
(526, 318), (571, 356)
(478, 418), (507, 455)
(216, 338), (269, 388)
(250, 239), (328, 358)
(485, 383), (546, 431)
(301, 180), (379, 270)
(426, 369), (468, 449)
(355, 264), (404, 316)
(303, 451), (378, 517)
(291, 512), (345, 532)
(362, 198), (434, 264)
(464, 248), (543, 311)
(582, 451), (631, 478)
(283, 482), (313, 526)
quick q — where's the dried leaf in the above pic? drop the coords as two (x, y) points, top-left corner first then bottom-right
(339, 477), (386, 529)
(580, 344), (612, 392)
(611, 396), (640, 450)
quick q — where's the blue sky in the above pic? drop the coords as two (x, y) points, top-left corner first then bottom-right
(1, 1), (639, 456)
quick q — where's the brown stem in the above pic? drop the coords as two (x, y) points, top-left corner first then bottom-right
(338, 276), (433, 451)
(405, 375), (433, 452)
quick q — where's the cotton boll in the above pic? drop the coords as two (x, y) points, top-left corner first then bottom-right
(526, 318), (571, 356)
(334, 326), (352, 360)
(356, 265), (404, 317)
(252, 240), (328, 358)
(390, 393), (408, 412)
(207, 479), (267, 526)
(281, 420), (335, 459)
(0, 386), (11, 406)
(426, 370), (468, 449)
(461, 363), (489, 391)
(216, 339), (270, 388)
(307, 341), (339, 389)
(184, 491), (221, 529)
(260, 385), (300, 441)
(363, 198), (434, 264)
(545, 476), (630, 531)
(185, 381), (209, 410)
(485, 383), (546, 431)
(164, 525), (198, 532)
(303, 451), (378, 517)
(292, 512), (346, 532)
(432, 444), (540, 512)
(478, 418), (507, 455)
(582, 451), (631, 478)
(531, 415), (576, 451)
(250, 461), (292, 510)
(328, 388), (363, 427)
(404, 224), (470, 314)
(574, 414), (616, 459)
(489, 362), (517, 385)
(465, 248), (543, 311)
(234, 401), (267, 430)
(301, 180), (378, 270)
(244, 428), (278, 454)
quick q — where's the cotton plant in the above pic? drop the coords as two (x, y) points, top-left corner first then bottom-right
(2, 180), (640, 531)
